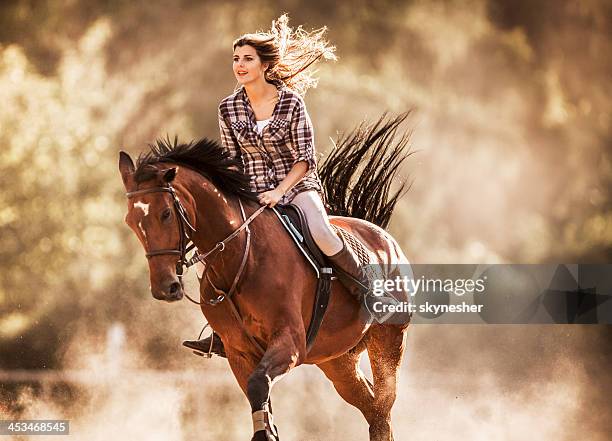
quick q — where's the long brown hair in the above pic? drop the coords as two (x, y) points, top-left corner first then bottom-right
(233, 14), (336, 96)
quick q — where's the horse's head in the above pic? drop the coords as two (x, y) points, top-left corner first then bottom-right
(119, 151), (190, 302)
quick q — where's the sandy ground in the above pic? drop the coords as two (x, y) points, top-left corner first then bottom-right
(2, 324), (604, 441)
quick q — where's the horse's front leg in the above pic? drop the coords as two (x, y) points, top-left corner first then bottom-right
(225, 348), (274, 438)
(245, 327), (303, 441)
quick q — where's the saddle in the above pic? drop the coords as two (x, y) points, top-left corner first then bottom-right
(272, 204), (369, 352)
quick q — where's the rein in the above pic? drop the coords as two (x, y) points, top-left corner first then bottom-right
(126, 183), (267, 355)
(184, 198), (265, 306)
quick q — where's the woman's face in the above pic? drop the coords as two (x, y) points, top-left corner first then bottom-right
(233, 45), (268, 85)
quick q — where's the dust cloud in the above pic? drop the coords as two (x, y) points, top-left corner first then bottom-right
(2, 322), (608, 440)
(1, 1), (610, 440)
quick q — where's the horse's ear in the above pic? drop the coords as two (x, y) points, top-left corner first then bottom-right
(119, 151), (135, 188)
(162, 167), (178, 183)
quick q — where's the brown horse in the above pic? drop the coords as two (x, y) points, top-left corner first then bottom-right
(119, 116), (413, 441)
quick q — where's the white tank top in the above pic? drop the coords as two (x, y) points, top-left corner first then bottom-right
(255, 118), (271, 135)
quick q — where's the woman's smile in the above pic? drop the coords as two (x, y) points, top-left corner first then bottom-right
(233, 45), (265, 83)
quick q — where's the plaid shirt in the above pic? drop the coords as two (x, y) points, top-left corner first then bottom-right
(218, 84), (323, 204)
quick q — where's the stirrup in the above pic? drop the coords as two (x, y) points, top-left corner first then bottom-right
(182, 333), (227, 358)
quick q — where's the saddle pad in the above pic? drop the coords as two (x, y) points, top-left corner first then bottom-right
(274, 204), (327, 271)
(331, 224), (371, 266)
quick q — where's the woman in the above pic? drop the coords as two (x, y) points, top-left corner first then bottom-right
(185, 15), (369, 357)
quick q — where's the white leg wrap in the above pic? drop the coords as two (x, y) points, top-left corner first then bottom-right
(252, 408), (275, 435)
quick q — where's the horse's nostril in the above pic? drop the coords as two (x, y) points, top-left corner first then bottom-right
(169, 281), (181, 295)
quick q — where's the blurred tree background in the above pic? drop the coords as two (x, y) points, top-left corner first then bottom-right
(0, 0), (610, 375)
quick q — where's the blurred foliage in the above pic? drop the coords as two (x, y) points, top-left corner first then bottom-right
(0, 0), (610, 369)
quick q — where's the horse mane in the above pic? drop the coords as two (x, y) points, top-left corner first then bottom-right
(133, 136), (257, 200)
(132, 114), (413, 229)
(319, 112), (414, 229)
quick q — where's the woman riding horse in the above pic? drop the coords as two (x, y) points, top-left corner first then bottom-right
(187, 14), (375, 356)
(119, 14), (413, 441)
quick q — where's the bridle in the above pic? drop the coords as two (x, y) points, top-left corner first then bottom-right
(126, 182), (269, 356)
(126, 184), (196, 277)
(125, 183), (266, 305)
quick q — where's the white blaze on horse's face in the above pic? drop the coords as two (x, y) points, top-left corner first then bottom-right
(138, 220), (147, 241)
(134, 201), (150, 216)
(133, 200), (150, 241)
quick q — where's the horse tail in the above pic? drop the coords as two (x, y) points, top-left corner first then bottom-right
(319, 112), (414, 229)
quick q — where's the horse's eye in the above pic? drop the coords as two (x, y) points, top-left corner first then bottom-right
(161, 208), (172, 221)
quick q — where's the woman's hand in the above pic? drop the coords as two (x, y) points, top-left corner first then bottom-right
(258, 187), (285, 207)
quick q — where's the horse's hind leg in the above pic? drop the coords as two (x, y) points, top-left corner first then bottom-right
(247, 329), (302, 441)
(366, 324), (407, 441)
(316, 342), (377, 427)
